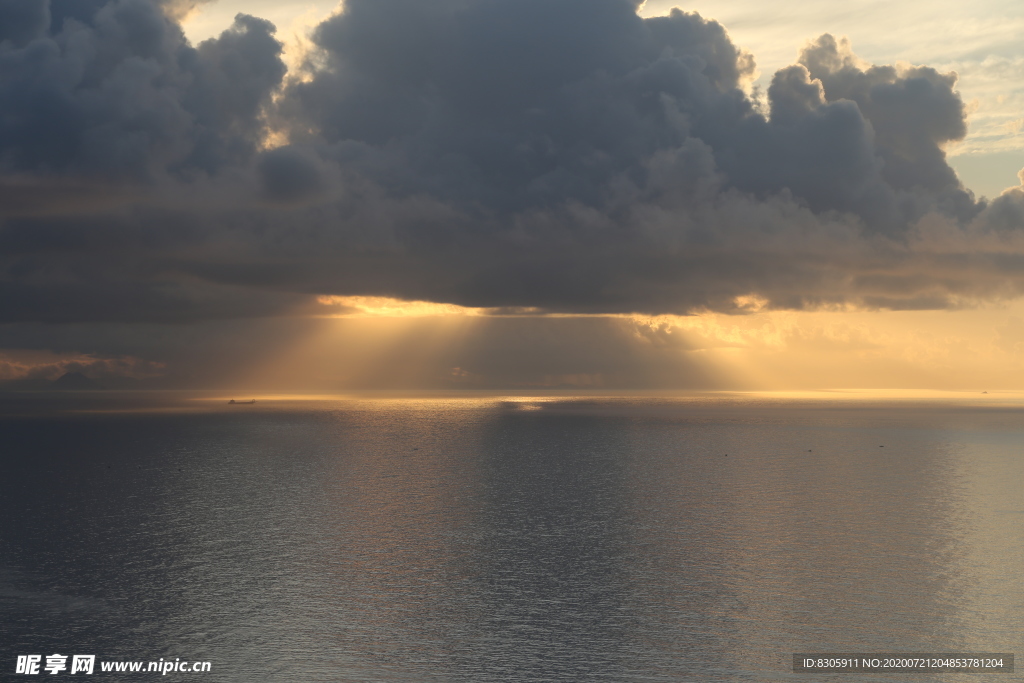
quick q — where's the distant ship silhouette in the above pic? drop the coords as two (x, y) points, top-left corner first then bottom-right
(228, 399), (257, 404)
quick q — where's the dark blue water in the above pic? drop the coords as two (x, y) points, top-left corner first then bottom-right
(1, 394), (1022, 681)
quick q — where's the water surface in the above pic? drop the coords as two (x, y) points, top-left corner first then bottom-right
(1, 393), (1021, 681)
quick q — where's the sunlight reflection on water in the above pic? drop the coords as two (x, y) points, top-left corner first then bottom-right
(1, 394), (1021, 681)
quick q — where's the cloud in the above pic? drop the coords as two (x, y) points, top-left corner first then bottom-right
(257, 145), (325, 202)
(0, 1), (284, 179)
(0, 0), (51, 45)
(0, 348), (164, 381)
(0, 0), (1022, 332)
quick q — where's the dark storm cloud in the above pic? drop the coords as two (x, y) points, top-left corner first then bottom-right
(1, 0), (1023, 332)
(0, 0), (283, 178)
(257, 145), (324, 202)
(282, 0), (756, 210)
(0, 0), (50, 45)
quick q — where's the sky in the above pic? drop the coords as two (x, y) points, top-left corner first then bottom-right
(2, 0), (1024, 392)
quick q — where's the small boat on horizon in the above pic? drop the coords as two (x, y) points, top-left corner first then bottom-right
(228, 399), (257, 404)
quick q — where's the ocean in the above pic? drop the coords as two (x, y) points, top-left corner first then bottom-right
(1, 393), (1021, 681)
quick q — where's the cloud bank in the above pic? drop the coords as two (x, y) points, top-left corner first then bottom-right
(2, 0), (1024, 330)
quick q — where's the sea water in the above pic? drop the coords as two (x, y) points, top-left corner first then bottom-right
(1, 393), (1022, 681)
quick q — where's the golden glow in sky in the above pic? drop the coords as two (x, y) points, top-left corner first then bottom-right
(316, 295), (497, 317)
(208, 294), (1024, 393)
